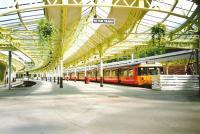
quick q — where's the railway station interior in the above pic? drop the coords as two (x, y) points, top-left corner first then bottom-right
(0, 0), (200, 134)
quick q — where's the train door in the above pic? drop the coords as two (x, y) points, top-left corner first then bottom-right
(117, 68), (121, 83)
(77, 72), (79, 80)
(120, 67), (135, 85)
(95, 69), (98, 81)
(137, 67), (147, 86)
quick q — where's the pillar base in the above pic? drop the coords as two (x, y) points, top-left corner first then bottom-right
(85, 77), (89, 84)
(60, 77), (63, 88)
(100, 77), (103, 87)
(57, 77), (60, 84)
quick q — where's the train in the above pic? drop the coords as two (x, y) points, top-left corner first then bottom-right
(65, 60), (163, 87)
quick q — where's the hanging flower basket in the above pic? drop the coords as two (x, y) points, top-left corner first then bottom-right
(38, 19), (56, 43)
(151, 23), (167, 47)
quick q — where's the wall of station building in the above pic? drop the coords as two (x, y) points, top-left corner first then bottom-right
(163, 64), (200, 75)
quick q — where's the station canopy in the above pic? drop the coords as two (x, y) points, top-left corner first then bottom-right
(0, 0), (199, 72)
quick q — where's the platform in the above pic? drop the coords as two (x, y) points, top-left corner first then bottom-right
(0, 80), (200, 134)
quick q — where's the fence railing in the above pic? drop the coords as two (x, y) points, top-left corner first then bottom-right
(0, 80), (23, 88)
(152, 75), (199, 90)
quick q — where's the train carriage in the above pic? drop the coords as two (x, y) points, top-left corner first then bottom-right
(67, 61), (163, 88)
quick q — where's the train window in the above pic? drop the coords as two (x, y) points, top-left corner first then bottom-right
(104, 70), (110, 76)
(147, 67), (157, 75)
(121, 69), (132, 77)
(142, 67), (164, 75)
(121, 70), (127, 77)
(138, 67), (147, 76)
(128, 69), (133, 77)
(111, 70), (117, 77)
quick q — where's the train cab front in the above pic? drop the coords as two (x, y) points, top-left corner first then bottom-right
(137, 61), (163, 88)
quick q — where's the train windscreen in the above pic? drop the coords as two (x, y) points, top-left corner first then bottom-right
(138, 67), (163, 76)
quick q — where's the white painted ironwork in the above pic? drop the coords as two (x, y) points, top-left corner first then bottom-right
(152, 75), (199, 90)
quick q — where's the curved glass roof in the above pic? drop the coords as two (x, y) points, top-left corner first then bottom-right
(0, 0), (199, 72)
(103, 0), (198, 60)
(137, 0), (197, 33)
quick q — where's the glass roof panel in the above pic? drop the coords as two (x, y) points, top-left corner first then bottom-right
(0, 50), (31, 63)
(0, 14), (19, 22)
(63, 0), (112, 61)
(146, 11), (168, 19)
(136, 26), (149, 33)
(17, 0), (43, 5)
(164, 20), (180, 29)
(166, 15), (187, 25)
(0, 18), (20, 26)
(150, 0), (174, 11)
(21, 10), (44, 18)
(81, 0), (93, 16)
(191, 3), (197, 12)
(141, 19), (158, 26)
(143, 14), (163, 22)
(23, 15), (44, 21)
(0, 0), (15, 9)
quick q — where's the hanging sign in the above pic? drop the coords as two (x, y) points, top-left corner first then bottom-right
(93, 18), (115, 25)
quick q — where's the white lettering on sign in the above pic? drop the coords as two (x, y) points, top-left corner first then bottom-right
(93, 18), (115, 25)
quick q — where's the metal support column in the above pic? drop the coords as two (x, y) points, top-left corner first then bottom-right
(131, 53), (134, 63)
(84, 65), (88, 84)
(100, 59), (103, 87)
(60, 58), (63, 88)
(57, 66), (60, 84)
(74, 67), (77, 82)
(8, 51), (12, 90)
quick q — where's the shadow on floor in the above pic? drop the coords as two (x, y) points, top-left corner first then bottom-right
(0, 80), (200, 103)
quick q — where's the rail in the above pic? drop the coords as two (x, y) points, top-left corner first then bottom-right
(0, 80), (24, 88)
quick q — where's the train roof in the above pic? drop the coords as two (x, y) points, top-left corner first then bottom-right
(65, 50), (193, 73)
(103, 60), (162, 69)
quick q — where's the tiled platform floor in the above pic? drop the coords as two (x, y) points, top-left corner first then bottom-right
(0, 80), (200, 134)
